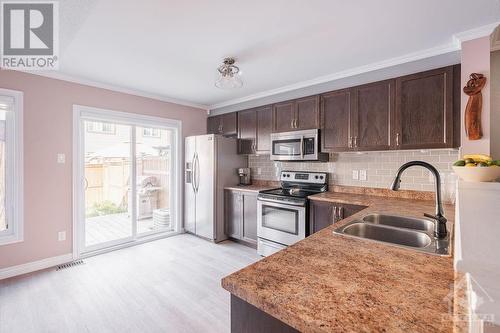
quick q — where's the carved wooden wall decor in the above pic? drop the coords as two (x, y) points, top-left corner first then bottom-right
(463, 73), (487, 140)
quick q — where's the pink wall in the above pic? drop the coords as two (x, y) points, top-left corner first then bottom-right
(461, 36), (491, 155)
(0, 70), (207, 269)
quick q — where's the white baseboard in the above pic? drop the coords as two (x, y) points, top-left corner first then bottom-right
(0, 253), (73, 280)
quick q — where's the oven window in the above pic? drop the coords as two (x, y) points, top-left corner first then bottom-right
(272, 139), (301, 156)
(261, 205), (299, 235)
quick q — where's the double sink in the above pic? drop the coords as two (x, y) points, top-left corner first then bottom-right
(333, 213), (450, 255)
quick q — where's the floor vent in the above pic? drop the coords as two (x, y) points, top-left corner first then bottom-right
(57, 260), (84, 271)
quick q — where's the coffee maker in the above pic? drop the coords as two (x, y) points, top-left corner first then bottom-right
(237, 168), (251, 185)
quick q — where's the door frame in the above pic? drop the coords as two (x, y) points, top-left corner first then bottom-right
(72, 105), (183, 259)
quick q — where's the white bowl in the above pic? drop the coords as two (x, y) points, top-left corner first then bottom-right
(452, 166), (500, 182)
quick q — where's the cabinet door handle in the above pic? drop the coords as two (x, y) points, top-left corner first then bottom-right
(294, 118), (298, 129)
(290, 118), (294, 129)
(396, 133), (400, 146)
(332, 206), (337, 223)
(338, 207), (344, 220)
(354, 136), (358, 148)
(348, 137), (352, 148)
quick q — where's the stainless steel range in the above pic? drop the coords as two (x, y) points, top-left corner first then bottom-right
(257, 171), (328, 256)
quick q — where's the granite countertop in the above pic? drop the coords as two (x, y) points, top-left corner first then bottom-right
(222, 191), (461, 333)
(224, 184), (277, 193)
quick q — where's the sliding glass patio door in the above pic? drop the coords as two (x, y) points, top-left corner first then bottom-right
(75, 106), (180, 256)
(84, 121), (134, 249)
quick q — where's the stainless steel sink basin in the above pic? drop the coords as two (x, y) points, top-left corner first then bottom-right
(342, 222), (432, 248)
(362, 214), (434, 233)
(333, 213), (450, 256)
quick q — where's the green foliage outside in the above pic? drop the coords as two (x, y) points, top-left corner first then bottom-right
(86, 200), (127, 218)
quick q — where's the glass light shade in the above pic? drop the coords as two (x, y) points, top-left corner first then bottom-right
(215, 74), (243, 89)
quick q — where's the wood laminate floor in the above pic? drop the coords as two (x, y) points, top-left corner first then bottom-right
(0, 234), (261, 333)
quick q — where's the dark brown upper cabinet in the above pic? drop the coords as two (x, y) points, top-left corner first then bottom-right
(351, 80), (395, 151)
(295, 96), (320, 130)
(273, 96), (319, 132)
(256, 106), (272, 152)
(237, 105), (272, 155)
(211, 65), (459, 154)
(320, 89), (353, 152)
(273, 101), (295, 132)
(207, 116), (220, 135)
(206, 112), (238, 137)
(237, 109), (256, 154)
(394, 66), (454, 149)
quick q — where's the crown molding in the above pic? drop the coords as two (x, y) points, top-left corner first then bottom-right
(20, 70), (209, 111)
(452, 22), (499, 45)
(209, 23), (500, 111)
(208, 42), (460, 110)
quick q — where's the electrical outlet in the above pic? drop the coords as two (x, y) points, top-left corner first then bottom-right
(352, 170), (359, 180)
(57, 153), (66, 164)
(359, 170), (367, 181)
(58, 231), (66, 241)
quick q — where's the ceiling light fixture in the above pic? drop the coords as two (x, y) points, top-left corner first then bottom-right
(215, 57), (243, 89)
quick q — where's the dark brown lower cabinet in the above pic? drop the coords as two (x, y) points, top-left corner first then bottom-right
(225, 190), (258, 248)
(231, 295), (299, 333)
(309, 200), (367, 234)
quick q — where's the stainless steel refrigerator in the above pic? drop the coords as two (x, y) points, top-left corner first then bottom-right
(184, 134), (245, 242)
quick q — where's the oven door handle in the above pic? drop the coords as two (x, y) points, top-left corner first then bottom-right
(257, 197), (306, 207)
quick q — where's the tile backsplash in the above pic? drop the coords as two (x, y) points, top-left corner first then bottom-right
(248, 149), (459, 201)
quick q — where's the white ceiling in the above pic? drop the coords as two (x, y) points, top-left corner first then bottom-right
(55, 0), (500, 110)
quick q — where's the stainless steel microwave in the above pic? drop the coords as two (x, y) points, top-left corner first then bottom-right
(270, 129), (329, 161)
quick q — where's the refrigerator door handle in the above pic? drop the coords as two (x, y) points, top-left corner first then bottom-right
(194, 152), (200, 193)
(191, 154), (197, 193)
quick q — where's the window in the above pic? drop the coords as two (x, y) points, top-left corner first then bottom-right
(142, 127), (160, 138)
(0, 90), (23, 245)
(86, 121), (116, 134)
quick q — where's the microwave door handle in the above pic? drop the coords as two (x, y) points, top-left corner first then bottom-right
(300, 136), (304, 159)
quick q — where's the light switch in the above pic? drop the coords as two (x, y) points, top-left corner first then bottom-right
(359, 170), (367, 181)
(352, 170), (359, 180)
(57, 153), (66, 164)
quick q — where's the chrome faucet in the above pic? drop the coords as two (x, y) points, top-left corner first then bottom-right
(390, 161), (448, 239)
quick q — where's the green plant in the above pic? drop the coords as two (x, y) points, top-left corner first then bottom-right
(86, 200), (127, 218)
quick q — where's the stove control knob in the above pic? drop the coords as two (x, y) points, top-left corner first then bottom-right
(320, 176), (324, 179)
(314, 175), (319, 179)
